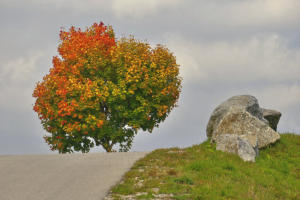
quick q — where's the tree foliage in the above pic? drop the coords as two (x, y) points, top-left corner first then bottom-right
(33, 22), (182, 153)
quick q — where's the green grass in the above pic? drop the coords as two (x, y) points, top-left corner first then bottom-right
(107, 133), (300, 200)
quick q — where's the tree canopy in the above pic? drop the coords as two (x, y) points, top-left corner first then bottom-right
(33, 22), (182, 153)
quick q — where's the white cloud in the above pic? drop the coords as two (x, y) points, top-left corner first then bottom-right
(44, 0), (110, 13)
(242, 0), (298, 25)
(222, 0), (299, 26)
(250, 84), (300, 133)
(165, 33), (300, 84)
(111, 0), (181, 18)
(0, 0), (110, 14)
(164, 32), (300, 135)
(0, 52), (43, 84)
(188, 0), (300, 28)
(254, 84), (300, 110)
(0, 52), (43, 111)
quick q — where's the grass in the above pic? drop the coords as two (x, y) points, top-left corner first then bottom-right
(106, 133), (300, 200)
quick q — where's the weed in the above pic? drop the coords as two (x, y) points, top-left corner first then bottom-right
(174, 176), (194, 185)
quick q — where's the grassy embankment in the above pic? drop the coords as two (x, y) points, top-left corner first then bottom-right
(106, 133), (300, 200)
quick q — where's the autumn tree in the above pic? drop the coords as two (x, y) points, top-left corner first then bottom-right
(33, 22), (182, 153)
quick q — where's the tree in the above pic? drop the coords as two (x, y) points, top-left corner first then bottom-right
(33, 22), (182, 153)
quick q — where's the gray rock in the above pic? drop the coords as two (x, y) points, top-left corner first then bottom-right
(207, 95), (280, 149)
(216, 134), (239, 154)
(262, 108), (281, 131)
(207, 95), (265, 138)
(216, 134), (257, 162)
(237, 135), (257, 162)
(214, 108), (280, 148)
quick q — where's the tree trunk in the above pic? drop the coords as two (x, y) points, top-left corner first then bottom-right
(102, 141), (115, 152)
(104, 145), (112, 152)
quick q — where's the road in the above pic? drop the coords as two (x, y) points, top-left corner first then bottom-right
(0, 152), (148, 200)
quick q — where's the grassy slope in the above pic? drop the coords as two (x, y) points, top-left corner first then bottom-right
(107, 134), (300, 200)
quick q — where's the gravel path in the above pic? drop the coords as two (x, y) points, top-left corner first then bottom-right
(0, 152), (148, 200)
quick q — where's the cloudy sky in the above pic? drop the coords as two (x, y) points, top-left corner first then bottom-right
(1, 0), (300, 154)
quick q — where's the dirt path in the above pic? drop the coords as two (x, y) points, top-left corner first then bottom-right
(0, 152), (148, 200)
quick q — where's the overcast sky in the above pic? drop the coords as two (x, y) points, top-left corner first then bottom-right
(1, 0), (300, 154)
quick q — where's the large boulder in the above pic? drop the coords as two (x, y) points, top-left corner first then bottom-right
(207, 95), (281, 151)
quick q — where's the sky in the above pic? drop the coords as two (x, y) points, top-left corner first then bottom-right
(1, 0), (300, 154)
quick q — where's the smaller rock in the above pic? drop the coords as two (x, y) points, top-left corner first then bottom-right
(153, 193), (174, 198)
(136, 192), (148, 196)
(216, 134), (257, 162)
(167, 150), (185, 154)
(237, 136), (257, 162)
(152, 188), (159, 193)
(136, 180), (144, 188)
(262, 108), (281, 131)
(138, 168), (145, 172)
